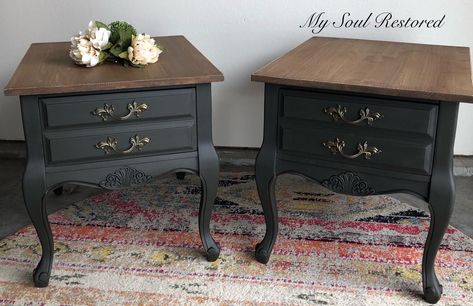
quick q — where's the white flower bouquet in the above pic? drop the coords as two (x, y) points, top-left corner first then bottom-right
(70, 21), (163, 68)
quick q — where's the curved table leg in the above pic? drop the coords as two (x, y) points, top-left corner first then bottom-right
(195, 83), (221, 262)
(422, 102), (458, 303)
(198, 167), (220, 262)
(422, 177), (455, 303)
(255, 169), (277, 264)
(23, 174), (52, 287)
(254, 84), (280, 264)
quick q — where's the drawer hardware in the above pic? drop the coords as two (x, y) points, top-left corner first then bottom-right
(92, 102), (148, 121)
(323, 138), (382, 160)
(95, 135), (151, 154)
(324, 105), (383, 125)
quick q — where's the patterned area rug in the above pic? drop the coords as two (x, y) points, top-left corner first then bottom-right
(1, 172), (472, 305)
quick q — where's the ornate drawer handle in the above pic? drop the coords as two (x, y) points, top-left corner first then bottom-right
(92, 101), (148, 121)
(324, 105), (383, 125)
(323, 138), (382, 160)
(95, 135), (150, 154)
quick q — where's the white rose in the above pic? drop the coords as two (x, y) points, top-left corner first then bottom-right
(128, 34), (162, 65)
(69, 35), (100, 67)
(87, 21), (111, 50)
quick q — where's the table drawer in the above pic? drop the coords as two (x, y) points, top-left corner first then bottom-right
(281, 90), (438, 137)
(41, 88), (195, 128)
(44, 121), (196, 164)
(279, 126), (434, 175)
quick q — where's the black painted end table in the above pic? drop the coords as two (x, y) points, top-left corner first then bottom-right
(251, 37), (473, 303)
(4, 35), (224, 287)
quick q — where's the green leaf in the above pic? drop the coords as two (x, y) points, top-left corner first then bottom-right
(95, 21), (109, 30)
(130, 62), (145, 68)
(118, 51), (128, 59)
(102, 42), (113, 51)
(109, 43), (125, 57)
(98, 51), (109, 63)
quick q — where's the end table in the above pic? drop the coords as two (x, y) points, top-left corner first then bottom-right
(251, 37), (473, 303)
(4, 35), (224, 287)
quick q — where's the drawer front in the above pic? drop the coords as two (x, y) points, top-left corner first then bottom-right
(279, 125), (434, 175)
(42, 88), (195, 128)
(282, 90), (438, 137)
(44, 122), (196, 164)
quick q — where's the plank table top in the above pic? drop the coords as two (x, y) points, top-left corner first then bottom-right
(4, 35), (223, 96)
(252, 37), (473, 103)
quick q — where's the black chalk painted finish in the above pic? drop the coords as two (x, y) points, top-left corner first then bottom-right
(255, 84), (459, 304)
(21, 84), (220, 287)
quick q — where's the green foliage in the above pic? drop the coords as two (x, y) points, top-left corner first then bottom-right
(98, 51), (108, 63)
(130, 62), (145, 68)
(108, 21), (137, 57)
(108, 21), (137, 44)
(118, 51), (129, 59)
(102, 42), (112, 51)
(94, 21), (109, 30)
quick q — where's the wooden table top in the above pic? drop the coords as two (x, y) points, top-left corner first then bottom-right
(252, 37), (473, 103)
(4, 36), (223, 96)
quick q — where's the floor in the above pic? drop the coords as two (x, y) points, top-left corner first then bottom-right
(1, 154), (472, 239)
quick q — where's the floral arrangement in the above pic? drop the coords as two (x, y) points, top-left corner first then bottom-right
(69, 21), (163, 68)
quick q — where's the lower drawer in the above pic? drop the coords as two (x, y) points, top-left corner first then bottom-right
(44, 121), (196, 164)
(279, 126), (434, 175)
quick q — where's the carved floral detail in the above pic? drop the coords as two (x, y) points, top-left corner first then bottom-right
(99, 167), (152, 189)
(321, 172), (375, 196)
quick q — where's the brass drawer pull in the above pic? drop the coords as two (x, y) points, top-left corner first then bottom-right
(324, 105), (383, 125)
(323, 138), (382, 160)
(92, 101), (148, 121)
(95, 135), (150, 154)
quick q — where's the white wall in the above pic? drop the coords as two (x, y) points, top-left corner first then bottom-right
(1, 0), (472, 154)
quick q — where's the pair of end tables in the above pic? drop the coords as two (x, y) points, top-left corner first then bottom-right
(5, 35), (473, 303)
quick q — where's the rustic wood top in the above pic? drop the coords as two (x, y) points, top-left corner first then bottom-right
(4, 35), (223, 96)
(252, 37), (473, 103)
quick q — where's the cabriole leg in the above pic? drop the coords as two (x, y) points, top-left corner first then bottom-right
(422, 184), (454, 303)
(254, 168), (277, 264)
(195, 83), (221, 262)
(422, 102), (458, 303)
(23, 176), (52, 287)
(198, 164), (220, 262)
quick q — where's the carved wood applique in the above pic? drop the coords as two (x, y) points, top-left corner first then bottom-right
(99, 167), (152, 189)
(321, 172), (375, 196)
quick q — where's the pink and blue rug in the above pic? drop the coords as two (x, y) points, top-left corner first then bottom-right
(1, 173), (472, 305)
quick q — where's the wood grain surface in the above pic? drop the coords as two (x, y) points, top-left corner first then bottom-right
(4, 36), (223, 96)
(252, 37), (473, 103)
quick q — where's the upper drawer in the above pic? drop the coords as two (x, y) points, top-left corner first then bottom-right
(41, 88), (195, 128)
(281, 90), (438, 137)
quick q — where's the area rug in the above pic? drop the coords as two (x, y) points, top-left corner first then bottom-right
(0, 172), (472, 305)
